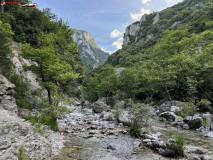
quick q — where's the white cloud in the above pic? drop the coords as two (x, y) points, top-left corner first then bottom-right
(110, 29), (122, 38)
(142, 0), (152, 4)
(112, 38), (123, 50)
(101, 48), (114, 55)
(130, 8), (150, 21)
(165, 0), (175, 3)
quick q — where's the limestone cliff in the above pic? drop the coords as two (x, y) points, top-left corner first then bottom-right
(73, 29), (110, 69)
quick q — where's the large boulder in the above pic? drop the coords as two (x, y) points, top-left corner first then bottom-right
(159, 112), (177, 122)
(188, 116), (203, 130)
(92, 101), (110, 113)
(118, 111), (132, 126)
(157, 101), (182, 115)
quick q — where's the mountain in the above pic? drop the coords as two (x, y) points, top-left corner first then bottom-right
(73, 29), (110, 70)
(106, 0), (213, 66)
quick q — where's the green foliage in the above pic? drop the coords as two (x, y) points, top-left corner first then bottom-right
(168, 134), (184, 157)
(129, 121), (141, 138)
(203, 118), (208, 128)
(9, 74), (33, 109)
(177, 101), (198, 118)
(0, 21), (14, 77)
(82, 64), (119, 101)
(21, 27), (80, 104)
(19, 145), (26, 160)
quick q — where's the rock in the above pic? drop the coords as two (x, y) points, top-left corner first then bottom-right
(143, 139), (151, 143)
(185, 146), (208, 154)
(159, 112), (176, 122)
(0, 139), (11, 150)
(0, 75), (17, 113)
(18, 109), (30, 119)
(158, 148), (175, 157)
(184, 116), (193, 123)
(82, 108), (92, 115)
(202, 113), (213, 125)
(157, 101), (182, 115)
(118, 111), (132, 126)
(123, 22), (140, 46)
(171, 106), (180, 112)
(93, 106), (104, 113)
(58, 123), (68, 132)
(107, 144), (116, 150)
(210, 123), (213, 131)
(182, 123), (190, 130)
(188, 116), (203, 130)
(153, 13), (160, 24)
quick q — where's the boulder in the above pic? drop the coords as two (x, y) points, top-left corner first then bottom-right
(182, 123), (190, 130)
(157, 101), (182, 115)
(118, 111), (132, 126)
(159, 112), (176, 122)
(18, 109), (30, 119)
(188, 116), (203, 130)
(184, 116), (193, 123)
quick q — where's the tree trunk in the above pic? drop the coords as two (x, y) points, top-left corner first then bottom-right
(47, 88), (52, 105)
(165, 85), (172, 102)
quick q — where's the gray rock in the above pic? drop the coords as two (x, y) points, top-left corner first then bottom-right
(182, 123), (190, 130)
(118, 111), (132, 126)
(158, 101), (182, 115)
(159, 112), (176, 122)
(184, 116), (193, 123)
(18, 109), (30, 119)
(188, 116), (203, 130)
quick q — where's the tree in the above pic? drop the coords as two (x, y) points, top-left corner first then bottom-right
(0, 20), (14, 77)
(22, 29), (80, 105)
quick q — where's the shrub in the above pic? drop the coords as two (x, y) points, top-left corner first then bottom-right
(168, 134), (184, 157)
(129, 121), (141, 138)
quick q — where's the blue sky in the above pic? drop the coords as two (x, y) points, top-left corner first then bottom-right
(35, 0), (183, 54)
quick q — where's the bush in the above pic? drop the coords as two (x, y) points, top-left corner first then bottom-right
(168, 134), (184, 157)
(129, 121), (141, 138)
(9, 74), (33, 109)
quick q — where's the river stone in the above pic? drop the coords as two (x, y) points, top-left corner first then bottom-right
(157, 101), (182, 115)
(182, 123), (190, 130)
(159, 112), (176, 122)
(188, 116), (203, 129)
(118, 111), (132, 126)
(184, 116), (193, 123)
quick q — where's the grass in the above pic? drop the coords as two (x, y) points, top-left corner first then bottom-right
(19, 145), (26, 160)
(129, 121), (141, 138)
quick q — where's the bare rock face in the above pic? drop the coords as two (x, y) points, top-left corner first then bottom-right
(10, 42), (47, 97)
(0, 74), (17, 113)
(153, 13), (160, 24)
(0, 74), (60, 160)
(123, 22), (140, 46)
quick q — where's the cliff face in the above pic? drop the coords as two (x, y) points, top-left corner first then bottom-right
(73, 30), (110, 69)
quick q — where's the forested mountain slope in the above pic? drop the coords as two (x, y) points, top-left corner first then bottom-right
(106, 0), (213, 67)
(73, 29), (110, 70)
(83, 0), (213, 106)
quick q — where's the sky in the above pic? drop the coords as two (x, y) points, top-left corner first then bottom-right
(35, 0), (183, 54)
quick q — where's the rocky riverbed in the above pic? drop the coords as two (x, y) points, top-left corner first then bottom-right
(54, 100), (213, 160)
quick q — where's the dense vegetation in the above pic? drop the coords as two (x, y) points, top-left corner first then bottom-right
(0, 5), (84, 130)
(82, 0), (213, 112)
